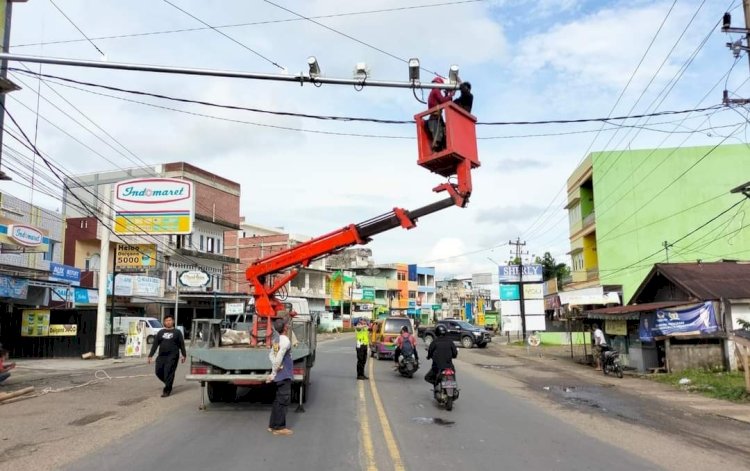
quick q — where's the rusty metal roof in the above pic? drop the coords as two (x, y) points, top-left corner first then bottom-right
(585, 301), (689, 316)
(648, 262), (750, 300)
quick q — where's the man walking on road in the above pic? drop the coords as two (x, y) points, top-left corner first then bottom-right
(355, 320), (370, 380)
(267, 319), (293, 436)
(147, 315), (186, 397)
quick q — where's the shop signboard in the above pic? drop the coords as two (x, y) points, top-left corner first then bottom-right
(606, 319), (627, 336)
(500, 284), (520, 301)
(179, 270), (210, 288)
(362, 288), (375, 301)
(498, 264), (543, 283)
(114, 178), (195, 235)
(523, 283), (544, 300)
(49, 263), (81, 286)
(225, 302), (245, 315)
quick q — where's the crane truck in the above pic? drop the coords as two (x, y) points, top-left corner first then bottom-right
(185, 100), (480, 410)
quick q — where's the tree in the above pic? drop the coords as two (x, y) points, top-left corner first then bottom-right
(534, 252), (570, 289)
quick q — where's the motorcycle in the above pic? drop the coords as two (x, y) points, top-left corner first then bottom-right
(433, 368), (460, 411)
(0, 344), (14, 384)
(397, 353), (419, 378)
(602, 348), (623, 378)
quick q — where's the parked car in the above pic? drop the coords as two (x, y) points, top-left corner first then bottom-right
(418, 319), (491, 349)
(113, 316), (163, 344)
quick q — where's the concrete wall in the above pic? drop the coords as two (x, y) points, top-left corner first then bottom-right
(667, 342), (724, 373)
(593, 144), (750, 302)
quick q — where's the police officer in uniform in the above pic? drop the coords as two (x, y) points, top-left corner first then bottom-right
(355, 320), (370, 380)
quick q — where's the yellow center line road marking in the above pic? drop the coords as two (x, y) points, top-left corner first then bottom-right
(369, 360), (405, 471)
(358, 380), (377, 471)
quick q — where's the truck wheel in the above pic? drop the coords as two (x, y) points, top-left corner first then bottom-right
(223, 384), (237, 402)
(146, 335), (155, 345)
(461, 336), (474, 349)
(207, 382), (222, 403)
(424, 335), (434, 346)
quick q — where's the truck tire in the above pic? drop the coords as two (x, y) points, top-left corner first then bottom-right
(146, 335), (155, 345)
(207, 382), (236, 403)
(461, 336), (474, 349)
(207, 382), (222, 403)
(423, 334), (435, 346)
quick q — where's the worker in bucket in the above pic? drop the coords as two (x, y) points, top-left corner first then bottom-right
(425, 76), (454, 152)
(147, 314), (186, 398)
(267, 318), (294, 436)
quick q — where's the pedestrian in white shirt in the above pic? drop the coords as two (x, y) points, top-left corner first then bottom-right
(591, 324), (608, 371)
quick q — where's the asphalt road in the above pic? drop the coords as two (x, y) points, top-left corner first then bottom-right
(65, 337), (659, 471)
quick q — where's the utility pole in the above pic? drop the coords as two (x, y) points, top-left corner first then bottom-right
(663, 241), (670, 263)
(95, 185), (113, 358)
(509, 237), (528, 340)
(0, 1), (26, 181)
(722, 3), (750, 102)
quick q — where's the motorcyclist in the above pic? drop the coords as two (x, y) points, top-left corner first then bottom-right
(425, 324), (457, 385)
(393, 325), (419, 369)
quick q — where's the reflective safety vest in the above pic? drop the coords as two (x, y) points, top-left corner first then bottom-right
(356, 328), (370, 346)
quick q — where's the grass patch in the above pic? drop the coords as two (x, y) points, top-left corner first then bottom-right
(651, 368), (749, 402)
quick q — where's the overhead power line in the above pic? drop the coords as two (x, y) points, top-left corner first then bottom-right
(162, 0), (285, 71)
(12, 1), (486, 49)
(10, 68), (725, 126)
(48, 0), (105, 57)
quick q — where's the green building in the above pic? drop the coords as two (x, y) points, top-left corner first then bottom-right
(566, 143), (750, 303)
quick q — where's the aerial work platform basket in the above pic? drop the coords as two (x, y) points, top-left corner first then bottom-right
(415, 101), (479, 183)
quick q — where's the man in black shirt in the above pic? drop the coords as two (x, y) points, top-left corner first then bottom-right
(147, 315), (186, 397)
(453, 82), (473, 114)
(425, 324), (458, 385)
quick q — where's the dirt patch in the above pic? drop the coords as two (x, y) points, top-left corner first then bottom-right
(68, 411), (117, 426)
(0, 442), (39, 462)
(118, 397), (148, 407)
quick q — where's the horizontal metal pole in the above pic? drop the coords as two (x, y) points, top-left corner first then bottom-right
(0, 53), (459, 90)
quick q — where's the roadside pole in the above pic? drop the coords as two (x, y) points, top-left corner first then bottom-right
(109, 243), (118, 358)
(95, 184), (112, 357)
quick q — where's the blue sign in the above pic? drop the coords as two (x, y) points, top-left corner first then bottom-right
(500, 284), (520, 300)
(639, 302), (718, 341)
(498, 265), (543, 283)
(49, 263), (81, 285)
(0, 275), (28, 299)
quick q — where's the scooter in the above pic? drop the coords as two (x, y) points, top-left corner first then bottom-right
(433, 368), (460, 411)
(602, 349), (623, 378)
(397, 353), (419, 378)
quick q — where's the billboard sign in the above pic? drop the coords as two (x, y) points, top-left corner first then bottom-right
(179, 269), (211, 288)
(498, 264), (543, 283)
(116, 244), (157, 268)
(500, 284), (520, 300)
(523, 283), (544, 300)
(225, 302), (245, 315)
(114, 178), (195, 235)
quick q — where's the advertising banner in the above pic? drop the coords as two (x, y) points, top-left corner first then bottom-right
(21, 309), (50, 337)
(639, 302), (718, 341)
(114, 178), (195, 235)
(125, 320), (146, 357)
(0, 275), (28, 299)
(49, 324), (77, 336)
(115, 244), (157, 268)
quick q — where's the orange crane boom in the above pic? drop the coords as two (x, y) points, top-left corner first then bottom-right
(246, 101), (479, 345)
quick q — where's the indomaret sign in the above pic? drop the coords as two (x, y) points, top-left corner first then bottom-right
(113, 178), (195, 235)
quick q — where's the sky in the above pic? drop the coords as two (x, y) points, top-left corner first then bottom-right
(4, 0), (749, 279)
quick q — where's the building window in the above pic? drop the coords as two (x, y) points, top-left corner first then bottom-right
(168, 269), (176, 287)
(206, 237), (215, 253)
(200, 235), (204, 251)
(216, 239), (221, 254)
(397, 272), (406, 281)
(43, 241), (57, 261)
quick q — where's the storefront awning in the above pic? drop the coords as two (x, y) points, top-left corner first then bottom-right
(585, 301), (690, 320)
